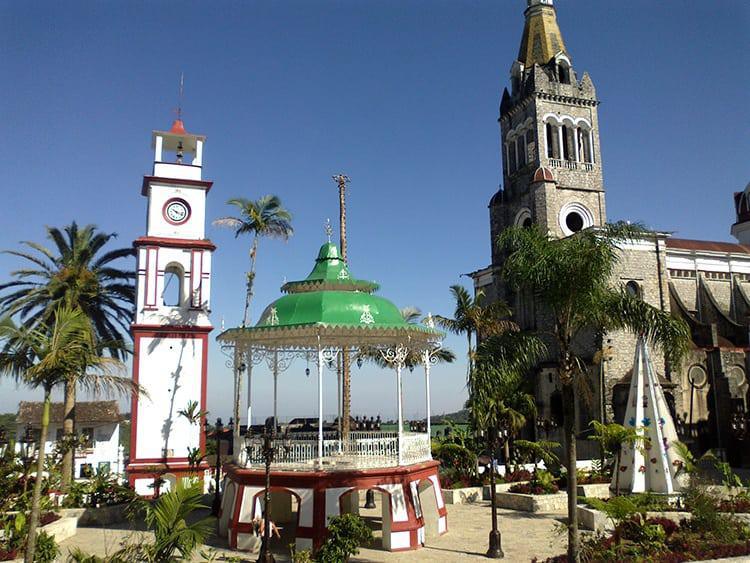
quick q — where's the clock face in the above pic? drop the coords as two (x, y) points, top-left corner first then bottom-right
(164, 199), (190, 225)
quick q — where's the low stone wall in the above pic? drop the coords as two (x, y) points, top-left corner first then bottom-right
(495, 491), (568, 512)
(42, 516), (78, 543)
(482, 481), (530, 500)
(60, 503), (129, 527)
(443, 487), (483, 505)
(577, 506), (750, 532)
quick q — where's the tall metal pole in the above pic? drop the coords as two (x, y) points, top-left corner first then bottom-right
(333, 174), (352, 438)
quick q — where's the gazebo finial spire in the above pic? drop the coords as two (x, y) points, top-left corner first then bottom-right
(325, 218), (333, 242)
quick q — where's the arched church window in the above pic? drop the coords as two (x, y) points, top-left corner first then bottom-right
(561, 126), (571, 160)
(508, 138), (518, 173)
(558, 62), (571, 84)
(162, 264), (183, 307)
(625, 281), (642, 300)
(516, 135), (526, 168)
(545, 123), (554, 158)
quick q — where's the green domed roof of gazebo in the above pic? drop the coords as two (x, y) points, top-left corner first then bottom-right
(258, 242), (413, 329)
(217, 241), (441, 348)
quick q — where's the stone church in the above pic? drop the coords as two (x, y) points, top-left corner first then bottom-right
(471, 0), (750, 464)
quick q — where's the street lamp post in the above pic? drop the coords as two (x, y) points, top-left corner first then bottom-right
(245, 424), (291, 563)
(486, 424), (509, 559)
(19, 424), (37, 494)
(209, 417), (234, 516)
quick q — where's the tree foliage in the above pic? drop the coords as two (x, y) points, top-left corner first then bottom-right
(496, 223), (690, 562)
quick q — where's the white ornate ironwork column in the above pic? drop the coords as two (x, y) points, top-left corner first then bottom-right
(380, 344), (409, 466)
(233, 348), (242, 440)
(273, 350), (279, 428)
(422, 348), (432, 440)
(317, 341), (324, 460)
(246, 358), (253, 427)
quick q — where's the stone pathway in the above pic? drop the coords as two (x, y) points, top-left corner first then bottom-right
(59, 501), (567, 562)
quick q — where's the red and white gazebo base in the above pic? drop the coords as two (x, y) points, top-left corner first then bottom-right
(218, 460), (447, 552)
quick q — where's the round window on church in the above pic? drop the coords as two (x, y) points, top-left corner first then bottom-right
(559, 202), (594, 236)
(565, 211), (584, 233)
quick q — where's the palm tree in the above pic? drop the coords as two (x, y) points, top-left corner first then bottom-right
(497, 223), (690, 563)
(0, 307), (137, 563)
(213, 195), (293, 327)
(467, 331), (545, 558)
(0, 222), (135, 491)
(434, 285), (515, 379)
(588, 421), (645, 495)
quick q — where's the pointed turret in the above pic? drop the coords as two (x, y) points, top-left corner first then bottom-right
(517, 0), (568, 68)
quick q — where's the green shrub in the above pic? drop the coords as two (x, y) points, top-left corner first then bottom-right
(33, 531), (59, 563)
(434, 443), (477, 480)
(316, 514), (373, 563)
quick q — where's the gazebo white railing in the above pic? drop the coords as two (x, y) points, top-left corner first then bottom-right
(238, 430), (431, 471)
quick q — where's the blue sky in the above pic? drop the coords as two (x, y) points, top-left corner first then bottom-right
(1, 1), (748, 422)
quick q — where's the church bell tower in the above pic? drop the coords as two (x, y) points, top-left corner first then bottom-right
(489, 0), (606, 266)
(127, 117), (214, 495)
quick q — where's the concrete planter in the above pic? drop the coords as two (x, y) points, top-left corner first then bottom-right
(0, 516), (78, 562)
(495, 491), (568, 512)
(41, 516), (78, 543)
(443, 486), (483, 505)
(577, 504), (614, 532)
(60, 503), (129, 526)
(577, 483), (611, 499)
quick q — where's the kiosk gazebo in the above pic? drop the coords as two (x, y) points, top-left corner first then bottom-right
(216, 241), (448, 553)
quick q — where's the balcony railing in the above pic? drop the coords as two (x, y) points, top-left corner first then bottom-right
(236, 431), (432, 471)
(548, 159), (594, 172)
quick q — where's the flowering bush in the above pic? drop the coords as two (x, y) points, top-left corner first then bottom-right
(509, 470), (559, 495)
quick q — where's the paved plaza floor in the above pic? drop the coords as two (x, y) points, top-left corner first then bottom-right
(59, 498), (567, 562)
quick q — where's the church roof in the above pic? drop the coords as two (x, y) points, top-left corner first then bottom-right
(666, 238), (750, 255)
(517, 0), (568, 67)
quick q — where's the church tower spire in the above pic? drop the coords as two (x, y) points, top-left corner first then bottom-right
(517, 0), (568, 68)
(488, 0), (605, 268)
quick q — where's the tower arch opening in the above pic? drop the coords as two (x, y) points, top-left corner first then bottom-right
(162, 263), (184, 307)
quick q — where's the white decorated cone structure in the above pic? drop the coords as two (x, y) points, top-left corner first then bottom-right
(616, 337), (684, 494)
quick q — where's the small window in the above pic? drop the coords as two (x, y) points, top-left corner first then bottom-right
(97, 462), (111, 474)
(625, 281), (642, 300)
(162, 265), (183, 307)
(55, 428), (64, 441)
(517, 136), (526, 168)
(522, 217), (532, 228)
(545, 123), (554, 158)
(81, 427), (94, 449)
(561, 126), (571, 160)
(79, 463), (93, 478)
(565, 211), (584, 233)
(558, 63), (571, 84)
(508, 140), (517, 173)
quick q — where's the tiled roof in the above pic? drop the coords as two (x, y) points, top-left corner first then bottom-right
(666, 238), (750, 255)
(17, 401), (120, 425)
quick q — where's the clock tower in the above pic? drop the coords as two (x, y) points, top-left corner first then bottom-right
(127, 117), (214, 495)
